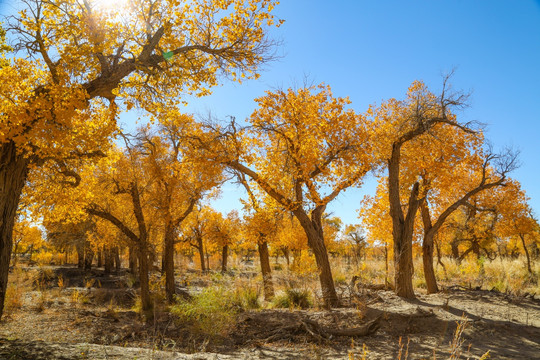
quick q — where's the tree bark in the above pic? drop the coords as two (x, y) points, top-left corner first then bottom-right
(0, 141), (30, 319)
(388, 142), (419, 299)
(197, 235), (206, 271)
(138, 248), (152, 314)
(113, 246), (121, 271)
(129, 246), (138, 274)
(420, 201), (439, 294)
(295, 208), (339, 308)
(221, 244), (228, 273)
(258, 240), (274, 300)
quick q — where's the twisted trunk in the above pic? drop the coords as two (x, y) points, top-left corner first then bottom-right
(388, 143), (419, 299)
(0, 142), (30, 319)
(295, 207), (338, 308)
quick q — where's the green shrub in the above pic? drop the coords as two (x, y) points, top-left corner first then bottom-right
(272, 288), (312, 309)
(232, 285), (260, 309)
(170, 286), (240, 336)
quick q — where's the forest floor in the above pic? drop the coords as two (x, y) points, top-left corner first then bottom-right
(0, 265), (539, 359)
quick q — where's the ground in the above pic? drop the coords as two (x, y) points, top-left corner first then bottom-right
(0, 265), (539, 359)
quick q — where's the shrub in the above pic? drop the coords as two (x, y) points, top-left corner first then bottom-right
(272, 288), (312, 309)
(170, 286), (240, 337)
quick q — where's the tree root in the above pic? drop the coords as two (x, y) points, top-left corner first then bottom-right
(257, 315), (381, 343)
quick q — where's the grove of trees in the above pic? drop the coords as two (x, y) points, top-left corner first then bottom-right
(0, 0), (538, 320)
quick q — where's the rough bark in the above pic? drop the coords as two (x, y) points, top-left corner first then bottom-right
(420, 201), (439, 294)
(295, 208), (339, 308)
(258, 240), (274, 300)
(0, 141), (30, 319)
(388, 143), (419, 299)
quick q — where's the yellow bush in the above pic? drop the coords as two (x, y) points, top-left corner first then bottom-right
(290, 250), (317, 275)
(34, 251), (54, 265)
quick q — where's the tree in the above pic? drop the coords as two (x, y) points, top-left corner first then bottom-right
(180, 206), (216, 271)
(0, 0), (280, 318)
(85, 147), (158, 313)
(206, 84), (373, 307)
(238, 172), (283, 300)
(343, 224), (367, 268)
(371, 78), (474, 299)
(138, 115), (223, 302)
(206, 210), (240, 273)
(418, 145), (517, 293)
(12, 217), (43, 266)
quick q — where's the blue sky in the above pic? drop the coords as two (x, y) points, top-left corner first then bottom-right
(166, 1), (540, 224)
(2, 1), (539, 225)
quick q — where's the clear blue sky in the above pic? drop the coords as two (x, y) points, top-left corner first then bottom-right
(168, 0), (540, 225)
(2, 1), (539, 225)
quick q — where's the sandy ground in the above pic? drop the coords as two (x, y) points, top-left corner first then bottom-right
(0, 266), (539, 359)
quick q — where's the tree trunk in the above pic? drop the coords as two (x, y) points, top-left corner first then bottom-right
(221, 244), (228, 273)
(163, 224), (176, 303)
(138, 247), (152, 314)
(422, 232), (439, 294)
(384, 242), (389, 288)
(295, 208), (338, 308)
(519, 234), (533, 276)
(114, 247), (121, 271)
(472, 239), (480, 259)
(77, 243), (85, 269)
(0, 142), (30, 319)
(420, 201), (439, 294)
(451, 240), (460, 261)
(129, 246), (138, 274)
(197, 236), (206, 271)
(104, 247), (113, 275)
(97, 248), (103, 268)
(258, 240), (274, 300)
(84, 246), (94, 270)
(11, 243), (19, 267)
(284, 248), (290, 268)
(388, 143), (419, 299)
(390, 181), (419, 299)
